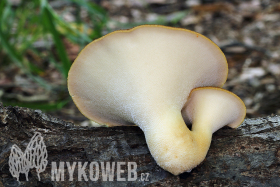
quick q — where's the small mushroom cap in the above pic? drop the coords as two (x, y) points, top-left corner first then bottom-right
(183, 87), (246, 133)
(68, 25), (228, 128)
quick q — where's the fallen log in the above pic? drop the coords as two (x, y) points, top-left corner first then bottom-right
(0, 103), (280, 186)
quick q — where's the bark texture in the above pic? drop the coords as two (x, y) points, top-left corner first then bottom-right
(0, 103), (280, 187)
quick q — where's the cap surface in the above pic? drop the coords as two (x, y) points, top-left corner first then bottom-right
(183, 87), (246, 133)
(68, 25), (228, 127)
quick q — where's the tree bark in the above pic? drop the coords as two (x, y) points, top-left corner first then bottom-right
(0, 103), (280, 187)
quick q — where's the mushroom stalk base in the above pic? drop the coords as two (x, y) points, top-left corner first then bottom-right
(143, 111), (212, 175)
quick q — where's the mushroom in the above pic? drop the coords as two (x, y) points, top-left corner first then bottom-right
(153, 87), (246, 175)
(68, 25), (246, 175)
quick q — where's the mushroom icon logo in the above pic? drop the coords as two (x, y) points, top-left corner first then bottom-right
(9, 132), (48, 181)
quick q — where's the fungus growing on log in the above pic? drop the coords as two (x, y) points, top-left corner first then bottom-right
(68, 25), (246, 175)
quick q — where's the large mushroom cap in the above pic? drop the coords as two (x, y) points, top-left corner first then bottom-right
(68, 25), (228, 128)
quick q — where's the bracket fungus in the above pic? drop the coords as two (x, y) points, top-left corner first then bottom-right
(68, 25), (246, 175)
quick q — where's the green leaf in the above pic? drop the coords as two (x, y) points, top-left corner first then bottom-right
(0, 25), (52, 90)
(40, 0), (71, 78)
(2, 97), (71, 111)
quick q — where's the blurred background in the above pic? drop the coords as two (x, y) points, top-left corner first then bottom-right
(0, 0), (280, 125)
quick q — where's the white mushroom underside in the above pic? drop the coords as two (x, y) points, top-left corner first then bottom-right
(68, 26), (227, 130)
(183, 88), (246, 133)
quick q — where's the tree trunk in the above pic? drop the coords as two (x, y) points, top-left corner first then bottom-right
(0, 103), (280, 187)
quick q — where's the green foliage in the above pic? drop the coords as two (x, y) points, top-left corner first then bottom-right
(0, 0), (108, 110)
(4, 98), (71, 111)
(41, 0), (71, 78)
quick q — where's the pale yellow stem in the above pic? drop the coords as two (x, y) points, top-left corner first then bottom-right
(143, 110), (212, 175)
